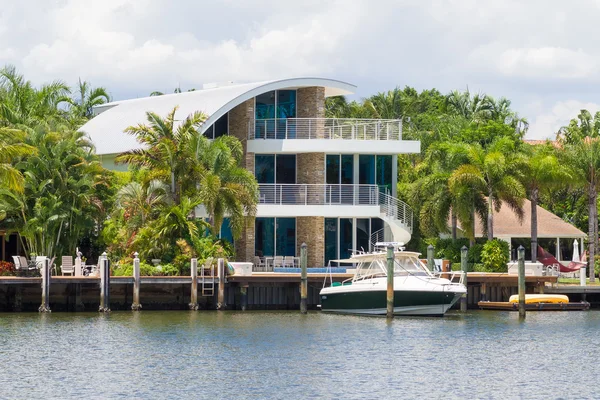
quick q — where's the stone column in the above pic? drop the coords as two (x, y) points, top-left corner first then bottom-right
(229, 99), (256, 262)
(296, 87), (325, 138)
(297, 217), (325, 268)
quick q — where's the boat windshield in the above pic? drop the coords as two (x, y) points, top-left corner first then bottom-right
(353, 254), (430, 280)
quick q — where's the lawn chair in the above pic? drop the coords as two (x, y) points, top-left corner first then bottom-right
(283, 256), (295, 268)
(273, 255), (284, 269)
(18, 256), (37, 276)
(61, 256), (75, 276)
(254, 256), (266, 272)
(12, 256), (22, 272)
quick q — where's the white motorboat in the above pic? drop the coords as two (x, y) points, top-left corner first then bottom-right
(319, 243), (467, 316)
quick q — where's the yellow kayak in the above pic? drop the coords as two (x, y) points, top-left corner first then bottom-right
(509, 294), (569, 304)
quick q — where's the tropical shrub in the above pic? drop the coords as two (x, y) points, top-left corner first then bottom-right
(0, 261), (15, 276)
(481, 239), (510, 272)
(112, 261), (157, 276)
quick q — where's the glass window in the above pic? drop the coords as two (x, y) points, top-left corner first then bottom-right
(219, 217), (233, 245)
(359, 155), (375, 185)
(511, 238), (531, 261)
(376, 155), (392, 193)
(326, 155), (340, 184)
(276, 155), (296, 184)
(256, 91), (275, 119)
(325, 218), (338, 265)
(255, 155), (275, 184)
(276, 218), (296, 256)
(256, 218), (274, 257)
(340, 218), (353, 260)
(214, 113), (228, 138)
(538, 238), (557, 261)
(356, 218), (370, 253)
(277, 90), (296, 118)
(341, 155), (354, 184)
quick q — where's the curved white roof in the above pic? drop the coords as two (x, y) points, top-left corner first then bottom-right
(80, 77), (356, 155)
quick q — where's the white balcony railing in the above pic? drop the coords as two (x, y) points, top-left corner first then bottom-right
(258, 184), (379, 206)
(379, 191), (413, 232)
(249, 118), (403, 140)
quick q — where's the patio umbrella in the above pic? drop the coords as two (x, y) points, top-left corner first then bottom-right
(573, 239), (580, 262)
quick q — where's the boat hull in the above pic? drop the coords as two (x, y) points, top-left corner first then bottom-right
(320, 289), (462, 317)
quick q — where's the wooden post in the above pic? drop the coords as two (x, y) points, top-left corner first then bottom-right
(38, 257), (51, 313)
(460, 246), (468, 312)
(300, 243), (308, 314)
(386, 244), (394, 318)
(99, 252), (111, 312)
(217, 258), (225, 310)
(131, 252), (141, 311)
(189, 258), (198, 310)
(427, 244), (435, 272)
(480, 283), (487, 301)
(518, 245), (526, 319)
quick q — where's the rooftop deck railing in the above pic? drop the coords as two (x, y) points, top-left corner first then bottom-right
(258, 184), (379, 206)
(249, 118), (403, 140)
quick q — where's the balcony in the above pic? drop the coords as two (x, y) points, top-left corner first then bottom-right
(249, 118), (403, 140)
(258, 184), (379, 206)
(246, 118), (419, 155)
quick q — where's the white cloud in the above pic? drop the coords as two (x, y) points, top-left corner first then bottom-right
(526, 100), (600, 140)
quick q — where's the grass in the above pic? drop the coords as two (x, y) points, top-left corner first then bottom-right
(558, 277), (600, 285)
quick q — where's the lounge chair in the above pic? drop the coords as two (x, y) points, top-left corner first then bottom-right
(61, 256), (75, 276)
(254, 256), (266, 272)
(273, 255), (284, 269)
(283, 256), (295, 268)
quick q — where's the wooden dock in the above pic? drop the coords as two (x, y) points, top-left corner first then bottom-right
(0, 270), (580, 312)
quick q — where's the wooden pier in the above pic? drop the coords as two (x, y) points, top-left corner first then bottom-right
(1, 269), (589, 312)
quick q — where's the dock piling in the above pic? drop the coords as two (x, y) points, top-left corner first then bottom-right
(38, 257), (51, 313)
(131, 252), (141, 311)
(240, 285), (248, 311)
(460, 246), (468, 312)
(99, 252), (111, 312)
(300, 243), (308, 314)
(518, 245), (526, 319)
(386, 244), (394, 319)
(217, 258), (226, 310)
(427, 244), (435, 272)
(189, 258), (198, 310)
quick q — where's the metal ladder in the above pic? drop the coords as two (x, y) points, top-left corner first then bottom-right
(200, 259), (215, 297)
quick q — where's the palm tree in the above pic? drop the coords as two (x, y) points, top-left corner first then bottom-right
(523, 143), (571, 262)
(445, 89), (492, 123)
(559, 109), (600, 282)
(65, 78), (111, 120)
(191, 135), (258, 239)
(115, 179), (170, 227)
(364, 87), (404, 119)
(116, 106), (208, 203)
(0, 128), (36, 192)
(449, 137), (526, 240)
(0, 65), (70, 127)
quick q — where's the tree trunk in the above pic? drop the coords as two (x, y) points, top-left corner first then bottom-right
(487, 192), (494, 241)
(451, 210), (457, 241)
(589, 183), (597, 283)
(470, 203), (475, 247)
(530, 189), (538, 263)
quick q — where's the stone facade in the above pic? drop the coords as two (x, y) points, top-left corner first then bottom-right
(296, 87), (325, 119)
(229, 99), (256, 262)
(296, 217), (325, 267)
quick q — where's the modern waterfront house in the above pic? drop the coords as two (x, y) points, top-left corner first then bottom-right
(81, 78), (421, 267)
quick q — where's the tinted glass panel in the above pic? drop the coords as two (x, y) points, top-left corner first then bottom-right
(325, 218), (338, 265)
(326, 155), (340, 184)
(376, 155), (392, 193)
(341, 155), (354, 184)
(277, 90), (296, 118)
(255, 218), (274, 257)
(256, 91), (275, 119)
(255, 155), (275, 184)
(340, 218), (353, 260)
(214, 113), (228, 138)
(276, 218), (296, 256)
(220, 217), (233, 245)
(276, 155), (296, 184)
(359, 155), (375, 184)
(356, 218), (370, 253)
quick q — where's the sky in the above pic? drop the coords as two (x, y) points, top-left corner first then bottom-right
(0, 0), (599, 139)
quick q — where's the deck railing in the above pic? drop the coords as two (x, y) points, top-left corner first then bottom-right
(258, 184), (379, 206)
(249, 118), (403, 140)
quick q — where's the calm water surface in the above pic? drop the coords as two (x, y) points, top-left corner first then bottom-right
(0, 310), (598, 399)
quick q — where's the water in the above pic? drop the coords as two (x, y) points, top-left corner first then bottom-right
(0, 310), (597, 399)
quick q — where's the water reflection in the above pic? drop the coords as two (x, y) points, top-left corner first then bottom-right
(0, 311), (598, 398)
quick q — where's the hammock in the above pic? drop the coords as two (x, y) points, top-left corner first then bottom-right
(537, 245), (585, 273)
